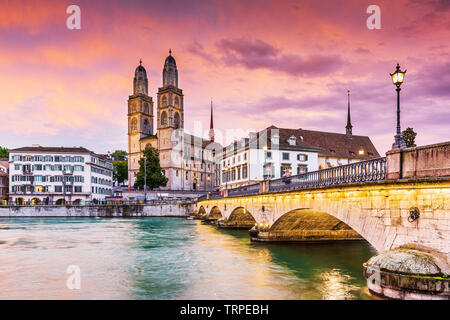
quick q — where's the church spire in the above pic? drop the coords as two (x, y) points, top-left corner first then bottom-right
(346, 90), (353, 138)
(209, 98), (215, 142)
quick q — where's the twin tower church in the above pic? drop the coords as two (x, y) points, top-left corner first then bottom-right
(127, 50), (221, 191)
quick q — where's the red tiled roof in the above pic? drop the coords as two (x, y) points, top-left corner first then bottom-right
(272, 126), (380, 160)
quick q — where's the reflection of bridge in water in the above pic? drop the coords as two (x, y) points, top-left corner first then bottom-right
(196, 142), (450, 300)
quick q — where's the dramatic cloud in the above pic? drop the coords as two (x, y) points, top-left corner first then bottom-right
(0, 0), (448, 155)
(215, 38), (343, 76)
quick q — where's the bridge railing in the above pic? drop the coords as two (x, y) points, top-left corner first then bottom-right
(196, 157), (386, 201)
(269, 157), (386, 192)
(227, 182), (260, 197)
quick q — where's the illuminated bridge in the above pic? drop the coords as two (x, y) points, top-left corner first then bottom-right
(196, 142), (450, 299)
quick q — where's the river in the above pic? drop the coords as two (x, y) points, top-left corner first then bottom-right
(0, 217), (377, 299)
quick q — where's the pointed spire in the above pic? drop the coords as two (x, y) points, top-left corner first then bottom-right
(169, 48), (172, 56)
(209, 98), (215, 142)
(346, 90), (353, 138)
(139, 58), (142, 66)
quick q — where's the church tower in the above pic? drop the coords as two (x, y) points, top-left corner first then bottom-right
(157, 50), (184, 189)
(128, 60), (154, 185)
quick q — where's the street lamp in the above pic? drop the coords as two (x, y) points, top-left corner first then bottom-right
(390, 63), (407, 149)
(206, 176), (211, 192)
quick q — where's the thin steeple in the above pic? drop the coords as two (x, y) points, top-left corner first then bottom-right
(209, 98), (215, 142)
(346, 90), (353, 138)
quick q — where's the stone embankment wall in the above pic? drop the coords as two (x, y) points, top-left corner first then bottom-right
(0, 204), (192, 217)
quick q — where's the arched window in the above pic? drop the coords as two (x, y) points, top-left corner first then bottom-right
(174, 112), (180, 129)
(144, 103), (149, 114)
(131, 117), (137, 132)
(161, 111), (168, 126)
(162, 96), (167, 107)
(143, 119), (149, 133)
(174, 96), (179, 107)
(131, 102), (136, 113)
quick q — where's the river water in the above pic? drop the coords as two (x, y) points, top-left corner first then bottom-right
(0, 218), (377, 300)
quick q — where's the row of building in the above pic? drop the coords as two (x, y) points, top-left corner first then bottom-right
(127, 51), (380, 192)
(0, 52), (381, 204)
(1, 146), (113, 205)
(127, 52), (380, 192)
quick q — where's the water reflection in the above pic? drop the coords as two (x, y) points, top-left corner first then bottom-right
(0, 218), (376, 300)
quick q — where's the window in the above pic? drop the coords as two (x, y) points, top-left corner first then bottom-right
(297, 165), (308, 175)
(74, 186), (82, 193)
(174, 96), (179, 107)
(288, 136), (296, 146)
(174, 112), (180, 129)
(161, 111), (168, 126)
(297, 154), (308, 161)
(162, 96), (167, 107)
(131, 117), (138, 132)
(55, 186), (62, 193)
(144, 103), (149, 114)
(186, 171), (189, 180)
(242, 165), (248, 179)
(266, 152), (272, 159)
(282, 153), (289, 160)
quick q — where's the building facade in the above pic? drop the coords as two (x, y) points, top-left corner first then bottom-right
(219, 93), (380, 189)
(8, 146), (113, 204)
(0, 160), (8, 201)
(127, 51), (221, 191)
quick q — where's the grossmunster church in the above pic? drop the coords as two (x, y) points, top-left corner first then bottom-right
(127, 50), (221, 191)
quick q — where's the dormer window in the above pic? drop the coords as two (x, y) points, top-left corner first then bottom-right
(288, 136), (297, 146)
(299, 136), (304, 142)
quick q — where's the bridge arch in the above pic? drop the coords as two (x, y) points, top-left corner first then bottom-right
(207, 206), (222, 220)
(224, 207), (257, 229)
(268, 209), (363, 242)
(198, 205), (206, 216)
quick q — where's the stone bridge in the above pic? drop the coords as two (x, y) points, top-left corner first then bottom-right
(198, 179), (449, 255)
(196, 142), (450, 299)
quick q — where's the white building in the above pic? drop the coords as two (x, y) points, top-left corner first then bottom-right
(220, 125), (380, 189)
(9, 145), (113, 204)
(220, 128), (321, 189)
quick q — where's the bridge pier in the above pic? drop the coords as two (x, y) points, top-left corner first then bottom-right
(196, 142), (450, 299)
(363, 246), (450, 300)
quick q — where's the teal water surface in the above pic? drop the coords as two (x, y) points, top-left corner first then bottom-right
(0, 218), (377, 299)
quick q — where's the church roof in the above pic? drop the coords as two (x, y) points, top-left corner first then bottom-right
(269, 125), (380, 160)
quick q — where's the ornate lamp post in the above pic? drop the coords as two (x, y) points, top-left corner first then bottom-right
(390, 63), (407, 149)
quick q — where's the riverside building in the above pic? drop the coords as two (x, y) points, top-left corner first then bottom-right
(220, 92), (380, 189)
(8, 145), (113, 204)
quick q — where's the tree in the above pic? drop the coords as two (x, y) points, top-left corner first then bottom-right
(113, 160), (128, 185)
(0, 146), (9, 159)
(134, 146), (168, 190)
(402, 127), (417, 148)
(111, 150), (127, 161)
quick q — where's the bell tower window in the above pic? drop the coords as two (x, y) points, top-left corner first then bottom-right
(161, 111), (168, 126)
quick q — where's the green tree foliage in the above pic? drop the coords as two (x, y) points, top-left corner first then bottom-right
(134, 146), (168, 190)
(0, 146), (9, 159)
(402, 127), (417, 148)
(113, 160), (128, 185)
(111, 150), (128, 161)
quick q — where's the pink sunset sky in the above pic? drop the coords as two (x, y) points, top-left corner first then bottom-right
(0, 0), (449, 155)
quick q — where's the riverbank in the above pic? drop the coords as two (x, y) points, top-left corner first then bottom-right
(0, 204), (191, 217)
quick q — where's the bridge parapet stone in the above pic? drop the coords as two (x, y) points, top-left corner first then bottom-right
(387, 141), (450, 180)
